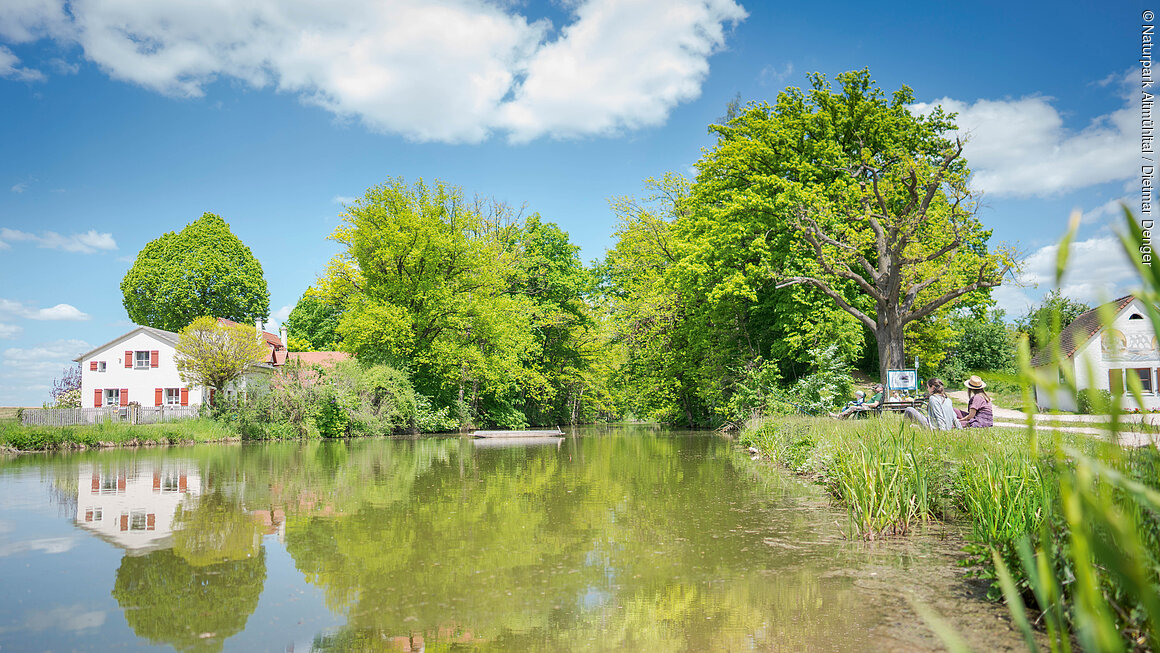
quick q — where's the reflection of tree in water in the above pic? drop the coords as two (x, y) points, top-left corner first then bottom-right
(112, 549), (266, 653)
(111, 491), (266, 653)
(290, 436), (876, 651)
(172, 491), (262, 566)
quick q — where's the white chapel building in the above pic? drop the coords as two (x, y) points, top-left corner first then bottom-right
(1032, 295), (1160, 412)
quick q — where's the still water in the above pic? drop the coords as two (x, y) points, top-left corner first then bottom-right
(0, 427), (1026, 652)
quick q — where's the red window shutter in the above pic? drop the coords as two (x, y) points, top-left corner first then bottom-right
(120, 389), (129, 406)
(151, 350), (159, 368)
(91, 475), (99, 493)
(89, 361), (97, 371)
(94, 389), (102, 407)
(152, 473), (160, 492)
(124, 351), (132, 368)
(180, 388), (189, 406)
(120, 514), (128, 531)
(179, 475), (187, 493)
(155, 388), (163, 406)
(146, 514), (156, 531)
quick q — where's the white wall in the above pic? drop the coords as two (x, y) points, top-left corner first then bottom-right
(78, 330), (206, 407)
(75, 461), (201, 553)
(1037, 298), (1160, 411)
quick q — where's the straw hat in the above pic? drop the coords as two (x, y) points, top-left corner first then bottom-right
(965, 375), (987, 390)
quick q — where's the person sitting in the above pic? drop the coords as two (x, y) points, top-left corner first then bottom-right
(831, 390), (865, 418)
(835, 384), (883, 419)
(905, 378), (961, 430)
(957, 375), (994, 428)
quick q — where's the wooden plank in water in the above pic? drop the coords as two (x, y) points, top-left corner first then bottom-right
(472, 429), (563, 438)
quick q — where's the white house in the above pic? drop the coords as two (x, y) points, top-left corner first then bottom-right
(1033, 295), (1160, 411)
(74, 318), (287, 408)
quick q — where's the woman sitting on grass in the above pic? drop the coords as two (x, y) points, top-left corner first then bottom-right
(957, 375), (994, 428)
(904, 378), (961, 430)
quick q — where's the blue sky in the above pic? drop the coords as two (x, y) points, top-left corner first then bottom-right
(0, 0), (1147, 406)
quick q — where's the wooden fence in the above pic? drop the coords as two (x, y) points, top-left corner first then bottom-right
(20, 405), (202, 427)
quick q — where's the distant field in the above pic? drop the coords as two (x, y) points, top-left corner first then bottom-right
(0, 407), (32, 422)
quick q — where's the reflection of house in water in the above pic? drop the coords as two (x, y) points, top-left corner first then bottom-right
(75, 463), (201, 554)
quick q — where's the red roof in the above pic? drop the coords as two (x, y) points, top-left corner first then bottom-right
(286, 351), (350, 367)
(1029, 295), (1136, 367)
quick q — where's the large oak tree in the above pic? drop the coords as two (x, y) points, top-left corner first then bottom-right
(693, 70), (1012, 381)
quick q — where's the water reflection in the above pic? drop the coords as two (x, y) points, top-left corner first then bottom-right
(75, 462), (199, 553)
(0, 432), (1027, 651)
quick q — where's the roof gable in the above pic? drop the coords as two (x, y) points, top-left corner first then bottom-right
(72, 326), (181, 362)
(1030, 295), (1137, 367)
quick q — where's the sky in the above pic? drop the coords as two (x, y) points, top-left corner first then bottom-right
(0, 0), (1149, 406)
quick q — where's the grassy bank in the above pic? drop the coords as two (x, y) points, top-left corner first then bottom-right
(739, 415), (1160, 649)
(0, 418), (239, 451)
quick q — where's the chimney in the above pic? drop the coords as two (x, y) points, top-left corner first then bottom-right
(255, 317), (263, 341)
(279, 325), (288, 349)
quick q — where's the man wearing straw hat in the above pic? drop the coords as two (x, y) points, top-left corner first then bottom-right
(957, 375), (994, 428)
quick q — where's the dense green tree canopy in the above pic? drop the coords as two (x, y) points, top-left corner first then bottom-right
(121, 213), (269, 331)
(1015, 289), (1092, 352)
(317, 178), (610, 427)
(284, 290), (342, 351)
(693, 69), (1011, 380)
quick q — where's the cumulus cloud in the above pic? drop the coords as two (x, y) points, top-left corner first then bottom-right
(0, 323), (22, 339)
(912, 80), (1136, 198)
(995, 236), (1140, 316)
(0, 45), (43, 81)
(270, 304), (292, 329)
(0, 0), (745, 142)
(331, 195), (356, 205)
(0, 298), (90, 321)
(0, 228), (117, 253)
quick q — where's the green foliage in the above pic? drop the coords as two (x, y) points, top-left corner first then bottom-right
(784, 343), (855, 414)
(937, 309), (1017, 386)
(317, 177), (611, 428)
(315, 397), (349, 438)
(1015, 289), (1092, 353)
(285, 290), (341, 351)
(175, 316), (268, 398)
(1076, 388), (1113, 415)
(121, 212), (269, 331)
(0, 418), (234, 450)
(112, 547), (265, 652)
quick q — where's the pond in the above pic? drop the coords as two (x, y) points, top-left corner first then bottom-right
(0, 426), (1027, 652)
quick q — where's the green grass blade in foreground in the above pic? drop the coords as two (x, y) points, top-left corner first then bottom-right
(909, 597), (974, 653)
(993, 548), (1041, 653)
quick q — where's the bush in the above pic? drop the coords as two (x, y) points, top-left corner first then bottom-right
(315, 398), (349, 438)
(1076, 388), (1112, 415)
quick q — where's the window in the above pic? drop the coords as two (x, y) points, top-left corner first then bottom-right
(97, 361), (106, 372)
(129, 511), (148, 531)
(1132, 368), (1154, 393)
(164, 388), (182, 405)
(1130, 313), (1145, 320)
(104, 388), (120, 406)
(134, 350), (151, 369)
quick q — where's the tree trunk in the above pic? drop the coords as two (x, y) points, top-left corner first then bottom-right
(875, 306), (907, 386)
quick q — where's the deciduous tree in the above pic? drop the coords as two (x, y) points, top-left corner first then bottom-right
(691, 69), (1012, 382)
(175, 316), (268, 401)
(121, 213), (269, 331)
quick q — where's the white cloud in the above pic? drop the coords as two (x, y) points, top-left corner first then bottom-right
(269, 304), (293, 330)
(912, 79), (1136, 197)
(0, 0), (744, 143)
(1081, 196), (1133, 225)
(0, 298), (90, 321)
(995, 235), (1141, 316)
(0, 45), (44, 81)
(10, 181), (28, 193)
(3, 338), (90, 361)
(331, 195), (356, 205)
(0, 227), (117, 253)
(0, 323), (22, 339)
